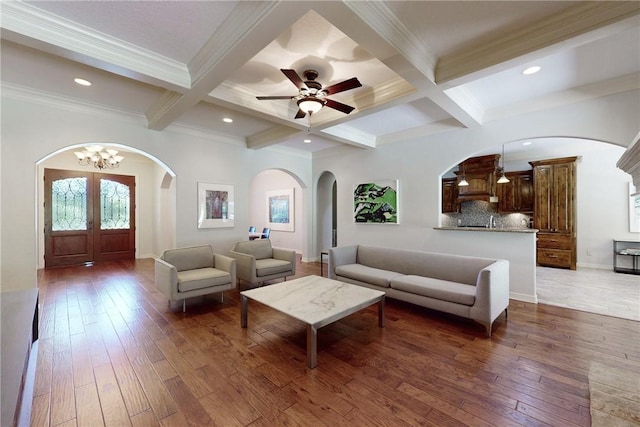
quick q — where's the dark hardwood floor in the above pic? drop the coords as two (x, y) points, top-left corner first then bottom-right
(30, 256), (640, 426)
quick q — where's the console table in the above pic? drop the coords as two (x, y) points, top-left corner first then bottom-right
(1, 288), (39, 427)
(613, 240), (640, 275)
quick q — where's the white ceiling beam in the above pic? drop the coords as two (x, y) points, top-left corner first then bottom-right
(314, 2), (483, 129)
(146, 1), (310, 130)
(246, 125), (302, 150)
(437, 1), (640, 87)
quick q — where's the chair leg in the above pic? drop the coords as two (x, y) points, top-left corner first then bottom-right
(221, 292), (224, 303)
(183, 299), (186, 313)
(505, 308), (508, 318)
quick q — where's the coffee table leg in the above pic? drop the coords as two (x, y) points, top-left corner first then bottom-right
(378, 295), (385, 327)
(241, 295), (248, 328)
(306, 324), (317, 369)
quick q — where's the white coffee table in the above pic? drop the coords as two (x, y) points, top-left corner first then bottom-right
(240, 275), (385, 368)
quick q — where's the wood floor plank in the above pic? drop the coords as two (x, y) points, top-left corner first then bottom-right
(75, 382), (105, 427)
(50, 350), (75, 426)
(126, 346), (178, 421)
(70, 333), (94, 388)
(93, 363), (133, 427)
(30, 393), (50, 427)
(130, 409), (160, 427)
(163, 376), (214, 427)
(31, 258), (640, 427)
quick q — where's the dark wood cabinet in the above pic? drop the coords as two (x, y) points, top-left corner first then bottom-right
(442, 177), (458, 213)
(530, 157), (577, 269)
(497, 170), (534, 213)
(455, 155), (499, 203)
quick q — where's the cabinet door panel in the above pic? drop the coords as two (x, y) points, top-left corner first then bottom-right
(534, 165), (553, 231)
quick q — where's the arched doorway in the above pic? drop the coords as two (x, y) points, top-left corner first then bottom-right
(249, 169), (306, 255)
(317, 171), (337, 254)
(36, 144), (176, 268)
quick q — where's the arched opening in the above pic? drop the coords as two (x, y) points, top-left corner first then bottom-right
(36, 143), (176, 268)
(248, 168), (306, 256)
(317, 171), (337, 257)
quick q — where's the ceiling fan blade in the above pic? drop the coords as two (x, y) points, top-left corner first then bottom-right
(323, 77), (362, 95)
(294, 109), (307, 119)
(325, 98), (356, 115)
(281, 69), (307, 90)
(256, 95), (296, 100)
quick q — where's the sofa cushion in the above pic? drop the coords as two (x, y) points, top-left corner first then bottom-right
(390, 275), (476, 306)
(163, 245), (213, 272)
(233, 240), (273, 260)
(357, 245), (493, 286)
(335, 264), (403, 288)
(255, 258), (291, 277)
(177, 268), (231, 292)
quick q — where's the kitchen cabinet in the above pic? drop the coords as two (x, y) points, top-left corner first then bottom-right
(455, 155), (499, 203)
(442, 178), (458, 213)
(497, 170), (534, 213)
(530, 157), (577, 269)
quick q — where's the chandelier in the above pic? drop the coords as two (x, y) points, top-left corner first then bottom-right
(74, 145), (124, 170)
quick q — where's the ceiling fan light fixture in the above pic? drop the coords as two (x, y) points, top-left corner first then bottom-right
(297, 97), (324, 115)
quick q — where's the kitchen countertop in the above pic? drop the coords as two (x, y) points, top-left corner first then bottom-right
(434, 226), (538, 233)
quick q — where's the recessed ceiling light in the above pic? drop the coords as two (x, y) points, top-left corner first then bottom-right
(222, 117), (233, 123)
(74, 78), (92, 86)
(303, 139), (311, 144)
(522, 66), (541, 75)
(522, 141), (532, 146)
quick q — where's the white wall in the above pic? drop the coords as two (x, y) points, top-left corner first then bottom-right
(312, 91), (640, 302)
(576, 146), (639, 268)
(0, 93), (311, 292)
(249, 169), (304, 253)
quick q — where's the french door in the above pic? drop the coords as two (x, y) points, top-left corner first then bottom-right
(44, 168), (135, 267)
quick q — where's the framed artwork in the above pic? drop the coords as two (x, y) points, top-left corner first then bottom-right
(354, 180), (399, 224)
(197, 182), (234, 228)
(266, 188), (294, 232)
(630, 182), (640, 233)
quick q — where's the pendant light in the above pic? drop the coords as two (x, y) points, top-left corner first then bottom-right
(458, 162), (469, 187)
(497, 144), (510, 184)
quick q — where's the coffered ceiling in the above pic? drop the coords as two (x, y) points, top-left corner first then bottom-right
(1, 1), (639, 154)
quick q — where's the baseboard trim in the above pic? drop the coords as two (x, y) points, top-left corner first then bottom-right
(510, 292), (538, 304)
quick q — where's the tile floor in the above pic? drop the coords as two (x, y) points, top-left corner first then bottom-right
(536, 266), (640, 321)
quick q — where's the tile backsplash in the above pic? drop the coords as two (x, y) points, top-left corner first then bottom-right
(442, 200), (532, 229)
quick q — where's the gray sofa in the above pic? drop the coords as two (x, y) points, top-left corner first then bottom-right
(228, 239), (296, 287)
(329, 245), (509, 336)
(155, 245), (236, 312)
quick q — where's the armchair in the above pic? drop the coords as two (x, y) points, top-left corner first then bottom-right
(155, 245), (236, 312)
(228, 239), (296, 287)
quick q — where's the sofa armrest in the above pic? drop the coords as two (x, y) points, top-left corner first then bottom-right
(470, 259), (510, 325)
(227, 250), (256, 283)
(328, 245), (358, 279)
(155, 258), (178, 300)
(214, 254), (237, 288)
(272, 248), (296, 274)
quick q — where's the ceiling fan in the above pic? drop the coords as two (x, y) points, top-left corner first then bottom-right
(257, 69), (362, 119)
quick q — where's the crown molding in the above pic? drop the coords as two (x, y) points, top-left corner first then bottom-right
(617, 131), (640, 188)
(437, 1), (640, 85)
(484, 72), (640, 123)
(1, 82), (147, 125)
(0, 2), (190, 89)
(1, 82), (246, 146)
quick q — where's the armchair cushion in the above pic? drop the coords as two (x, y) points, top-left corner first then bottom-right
(255, 259), (292, 277)
(178, 267), (235, 292)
